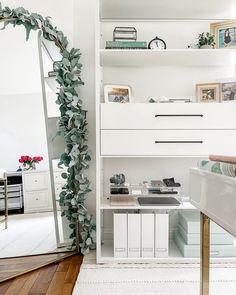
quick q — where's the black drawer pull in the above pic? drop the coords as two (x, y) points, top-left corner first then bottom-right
(155, 114), (203, 117)
(155, 140), (203, 144)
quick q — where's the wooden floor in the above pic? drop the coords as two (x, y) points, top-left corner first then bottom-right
(0, 252), (77, 283)
(0, 254), (83, 295)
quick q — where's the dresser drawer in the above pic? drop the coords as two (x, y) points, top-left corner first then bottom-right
(24, 191), (52, 212)
(101, 130), (236, 156)
(101, 103), (236, 130)
(23, 172), (48, 191)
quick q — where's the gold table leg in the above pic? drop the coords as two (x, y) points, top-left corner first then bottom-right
(200, 212), (210, 295)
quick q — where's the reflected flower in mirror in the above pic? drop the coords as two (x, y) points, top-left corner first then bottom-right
(18, 155), (43, 170)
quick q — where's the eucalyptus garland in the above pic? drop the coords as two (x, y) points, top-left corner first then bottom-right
(0, 3), (96, 254)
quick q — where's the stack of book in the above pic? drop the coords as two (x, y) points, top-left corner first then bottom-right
(105, 40), (147, 50)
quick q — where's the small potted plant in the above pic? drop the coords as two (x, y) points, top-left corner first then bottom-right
(197, 32), (216, 49)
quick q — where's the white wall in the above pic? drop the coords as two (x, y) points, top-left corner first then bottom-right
(0, 0), (73, 172)
(0, 93), (49, 171)
(73, 0), (96, 217)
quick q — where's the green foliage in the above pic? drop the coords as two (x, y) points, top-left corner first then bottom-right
(197, 32), (216, 48)
(0, 3), (95, 255)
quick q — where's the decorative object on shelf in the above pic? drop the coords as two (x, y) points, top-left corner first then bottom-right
(148, 36), (167, 50)
(221, 81), (236, 102)
(0, 4), (95, 254)
(113, 27), (137, 41)
(104, 85), (131, 103)
(148, 98), (158, 103)
(110, 174), (126, 185)
(186, 43), (199, 49)
(210, 20), (236, 49)
(16, 166), (22, 172)
(197, 32), (216, 49)
(18, 155), (43, 170)
(196, 83), (221, 102)
(105, 41), (147, 49)
(163, 177), (181, 187)
(159, 97), (192, 103)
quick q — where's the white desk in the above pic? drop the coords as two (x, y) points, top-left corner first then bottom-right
(189, 168), (236, 295)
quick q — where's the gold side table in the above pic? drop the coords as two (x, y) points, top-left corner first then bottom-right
(0, 177), (8, 229)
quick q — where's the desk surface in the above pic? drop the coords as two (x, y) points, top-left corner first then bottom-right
(190, 168), (236, 238)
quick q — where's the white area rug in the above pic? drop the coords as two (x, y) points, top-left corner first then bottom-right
(73, 260), (236, 295)
(0, 212), (58, 257)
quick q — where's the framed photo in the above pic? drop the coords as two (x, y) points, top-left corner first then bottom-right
(196, 83), (221, 103)
(221, 82), (236, 102)
(210, 20), (236, 49)
(104, 85), (131, 103)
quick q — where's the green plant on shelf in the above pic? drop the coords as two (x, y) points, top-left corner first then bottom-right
(197, 32), (216, 48)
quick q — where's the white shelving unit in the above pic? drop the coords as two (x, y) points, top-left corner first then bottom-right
(100, 0), (236, 20)
(96, 1), (236, 264)
(100, 49), (236, 67)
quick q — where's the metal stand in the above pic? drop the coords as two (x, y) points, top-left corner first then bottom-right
(200, 212), (210, 295)
(0, 177), (8, 229)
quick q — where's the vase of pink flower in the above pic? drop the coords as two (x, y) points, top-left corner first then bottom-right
(18, 155), (43, 170)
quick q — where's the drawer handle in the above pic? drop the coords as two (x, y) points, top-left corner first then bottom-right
(155, 140), (203, 144)
(155, 114), (203, 118)
(34, 180), (38, 182)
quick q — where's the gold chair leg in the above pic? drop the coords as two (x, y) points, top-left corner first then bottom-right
(200, 212), (210, 295)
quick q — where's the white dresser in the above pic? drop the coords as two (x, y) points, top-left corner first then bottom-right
(101, 103), (236, 157)
(22, 170), (53, 213)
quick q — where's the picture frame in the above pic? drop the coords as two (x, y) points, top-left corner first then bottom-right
(221, 82), (236, 102)
(196, 83), (221, 103)
(210, 20), (236, 49)
(104, 85), (132, 103)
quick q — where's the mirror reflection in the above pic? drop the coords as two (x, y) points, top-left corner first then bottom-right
(0, 26), (72, 258)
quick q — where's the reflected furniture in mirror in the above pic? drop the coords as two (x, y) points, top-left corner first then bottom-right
(0, 172), (8, 229)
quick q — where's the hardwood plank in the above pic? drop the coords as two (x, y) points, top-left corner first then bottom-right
(0, 252), (76, 283)
(64, 262), (79, 284)
(0, 281), (11, 295)
(18, 272), (39, 295)
(56, 260), (71, 272)
(46, 272), (67, 295)
(0, 254), (83, 295)
(62, 283), (74, 295)
(29, 264), (58, 294)
(4, 273), (31, 295)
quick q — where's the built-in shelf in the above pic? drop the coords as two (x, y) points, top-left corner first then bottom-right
(99, 239), (236, 264)
(100, 49), (236, 67)
(44, 77), (58, 93)
(100, 198), (195, 210)
(101, 0), (236, 20)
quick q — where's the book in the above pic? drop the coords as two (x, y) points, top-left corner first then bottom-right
(106, 41), (147, 49)
(113, 213), (128, 258)
(128, 214), (141, 258)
